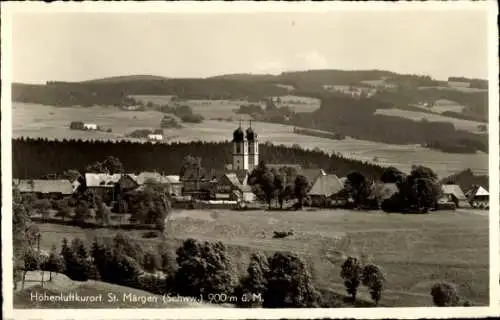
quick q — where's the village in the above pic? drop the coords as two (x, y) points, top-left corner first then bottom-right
(13, 122), (490, 222)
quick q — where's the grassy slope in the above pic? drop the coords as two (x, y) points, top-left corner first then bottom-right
(12, 102), (488, 179)
(14, 271), (223, 308)
(33, 208), (489, 307)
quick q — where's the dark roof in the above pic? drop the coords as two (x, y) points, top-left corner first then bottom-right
(13, 179), (73, 195)
(233, 127), (244, 142)
(246, 127), (257, 141)
(212, 169), (248, 185)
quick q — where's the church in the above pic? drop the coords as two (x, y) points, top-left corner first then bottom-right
(229, 120), (259, 172)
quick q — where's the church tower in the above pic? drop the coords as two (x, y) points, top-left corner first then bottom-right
(246, 121), (259, 172)
(232, 121), (249, 171)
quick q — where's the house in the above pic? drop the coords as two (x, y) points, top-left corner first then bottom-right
(441, 184), (470, 208)
(466, 185), (489, 209)
(307, 174), (344, 207)
(13, 179), (74, 199)
(84, 173), (122, 202)
(148, 134), (163, 141)
(83, 123), (98, 130)
(165, 175), (183, 197)
(300, 168), (326, 187)
(212, 172), (256, 202)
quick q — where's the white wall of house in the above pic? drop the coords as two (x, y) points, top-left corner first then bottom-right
(84, 123), (98, 130)
(148, 134), (163, 141)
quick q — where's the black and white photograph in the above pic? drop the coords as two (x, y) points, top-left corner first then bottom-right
(1, 2), (498, 319)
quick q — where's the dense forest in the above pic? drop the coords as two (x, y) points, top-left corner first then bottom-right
(12, 138), (386, 180)
(12, 79), (289, 106)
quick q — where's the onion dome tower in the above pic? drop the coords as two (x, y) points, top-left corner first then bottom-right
(246, 121), (259, 172)
(232, 120), (248, 170)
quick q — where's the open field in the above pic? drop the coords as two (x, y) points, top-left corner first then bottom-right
(410, 99), (466, 114)
(418, 86), (488, 93)
(33, 208), (489, 307)
(14, 271), (224, 308)
(12, 102), (488, 178)
(374, 108), (487, 134)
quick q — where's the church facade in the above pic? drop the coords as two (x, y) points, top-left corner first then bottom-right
(232, 121), (259, 172)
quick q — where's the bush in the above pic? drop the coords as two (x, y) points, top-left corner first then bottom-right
(112, 232), (145, 266)
(361, 264), (385, 305)
(340, 256), (363, 302)
(143, 251), (161, 273)
(42, 245), (65, 280)
(61, 238), (96, 281)
(431, 282), (460, 306)
(158, 241), (178, 278)
(174, 238), (236, 300)
(91, 239), (142, 287)
(263, 251), (319, 308)
(234, 252), (269, 308)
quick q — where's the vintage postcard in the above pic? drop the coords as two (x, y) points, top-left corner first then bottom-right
(1, 1), (499, 319)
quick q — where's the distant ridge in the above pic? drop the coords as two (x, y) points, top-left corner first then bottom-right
(80, 74), (170, 84)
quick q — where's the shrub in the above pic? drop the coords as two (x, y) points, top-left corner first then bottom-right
(158, 241), (178, 278)
(361, 264), (385, 305)
(91, 238), (142, 287)
(33, 199), (52, 220)
(340, 256), (363, 302)
(143, 251), (161, 273)
(263, 251), (319, 308)
(234, 252), (269, 307)
(60, 238), (96, 281)
(431, 282), (460, 306)
(174, 239), (236, 300)
(112, 232), (145, 266)
(42, 244), (65, 280)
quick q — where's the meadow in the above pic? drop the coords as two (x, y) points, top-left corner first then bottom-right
(12, 102), (488, 178)
(374, 108), (487, 134)
(32, 208), (489, 307)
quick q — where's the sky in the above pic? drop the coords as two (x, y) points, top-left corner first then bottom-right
(10, 10), (490, 83)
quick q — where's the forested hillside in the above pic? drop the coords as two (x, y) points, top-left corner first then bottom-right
(281, 96), (488, 153)
(12, 138), (385, 179)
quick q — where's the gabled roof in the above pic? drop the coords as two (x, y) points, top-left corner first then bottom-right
(212, 169), (248, 185)
(442, 184), (467, 201)
(13, 179), (73, 195)
(466, 185), (489, 198)
(85, 173), (121, 187)
(308, 174), (343, 197)
(299, 168), (326, 185)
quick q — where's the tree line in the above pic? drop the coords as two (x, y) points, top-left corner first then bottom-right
(12, 138), (386, 180)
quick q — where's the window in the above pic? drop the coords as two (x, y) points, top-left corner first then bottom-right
(236, 144), (241, 154)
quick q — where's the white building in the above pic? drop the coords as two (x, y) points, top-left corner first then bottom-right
(148, 134), (163, 141)
(83, 123), (98, 130)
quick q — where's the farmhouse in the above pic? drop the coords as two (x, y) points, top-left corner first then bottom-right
(83, 123), (98, 130)
(13, 179), (73, 199)
(466, 185), (489, 209)
(84, 173), (122, 202)
(307, 174), (344, 207)
(148, 134), (163, 141)
(441, 184), (470, 208)
(132, 172), (182, 196)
